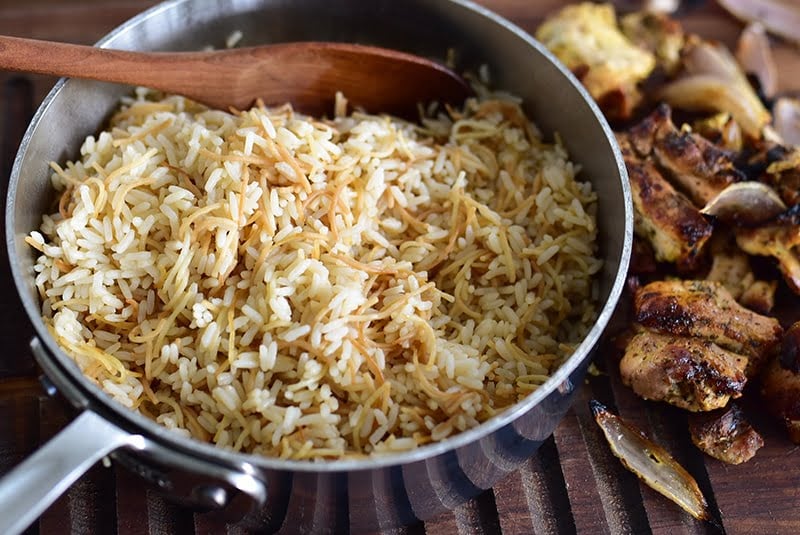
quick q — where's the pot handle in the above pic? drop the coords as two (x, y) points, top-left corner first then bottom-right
(0, 410), (146, 535)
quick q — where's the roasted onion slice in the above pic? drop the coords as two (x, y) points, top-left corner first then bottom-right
(590, 400), (711, 521)
(718, 0), (800, 46)
(701, 181), (787, 226)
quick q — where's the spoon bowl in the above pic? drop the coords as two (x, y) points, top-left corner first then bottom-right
(0, 35), (471, 115)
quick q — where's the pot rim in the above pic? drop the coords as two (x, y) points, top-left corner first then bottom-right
(6, 0), (633, 473)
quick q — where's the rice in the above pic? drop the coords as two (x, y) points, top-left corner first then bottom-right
(28, 88), (602, 460)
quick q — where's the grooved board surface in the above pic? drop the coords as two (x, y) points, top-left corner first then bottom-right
(1, 1), (799, 533)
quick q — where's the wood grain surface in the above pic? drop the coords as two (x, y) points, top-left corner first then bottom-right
(1, 1), (799, 534)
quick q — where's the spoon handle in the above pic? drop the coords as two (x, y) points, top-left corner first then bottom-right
(0, 35), (204, 90)
(0, 35), (471, 114)
(0, 34), (285, 109)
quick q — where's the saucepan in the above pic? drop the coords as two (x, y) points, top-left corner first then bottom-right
(0, 0), (632, 532)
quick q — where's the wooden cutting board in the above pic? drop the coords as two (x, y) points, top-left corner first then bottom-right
(0, 1), (798, 534)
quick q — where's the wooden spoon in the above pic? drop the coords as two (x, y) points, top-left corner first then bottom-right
(0, 35), (472, 116)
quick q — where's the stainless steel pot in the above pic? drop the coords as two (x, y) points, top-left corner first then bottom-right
(1, 0), (632, 533)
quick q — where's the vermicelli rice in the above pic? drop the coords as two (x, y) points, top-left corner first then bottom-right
(28, 87), (602, 459)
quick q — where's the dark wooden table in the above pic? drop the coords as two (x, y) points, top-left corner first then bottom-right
(1, 1), (799, 533)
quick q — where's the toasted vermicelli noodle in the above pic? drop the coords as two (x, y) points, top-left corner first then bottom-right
(28, 87), (601, 459)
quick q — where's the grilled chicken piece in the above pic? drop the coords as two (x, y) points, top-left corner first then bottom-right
(761, 321), (800, 443)
(624, 147), (713, 271)
(705, 239), (755, 300)
(736, 221), (800, 293)
(688, 404), (763, 464)
(780, 320), (800, 373)
(693, 113), (743, 152)
(634, 279), (783, 375)
(620, 11), (685, 74)
(764, 147), (800, 207)
(628, 104), (743, 206)
(536, 3), (655, 120)
(737, 138), (786, 180)
(761, 357), (800, 444)
(620, 331), (747, 411)
(739, 280), (777, 315)
(705, 235), (777, 313)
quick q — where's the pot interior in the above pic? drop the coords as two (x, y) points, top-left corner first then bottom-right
(7, 0), (631, 470)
